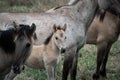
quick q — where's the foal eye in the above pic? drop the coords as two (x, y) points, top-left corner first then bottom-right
(55, 37), (58, 40)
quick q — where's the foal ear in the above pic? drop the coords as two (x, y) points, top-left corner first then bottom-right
(53, 24), (57, 32)
(13, 21), (17, 29)
(31, 23), (36, 34)
(62, 24), (67, 31)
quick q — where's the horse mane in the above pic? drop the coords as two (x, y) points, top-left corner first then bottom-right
(44, 33), (53, 45)
(98, 0), (120, 22)
(17, 24), (31, 38)
(68, 0), (80, 5)
(0, 28), (16, 53)
(54, 0), (80, 10)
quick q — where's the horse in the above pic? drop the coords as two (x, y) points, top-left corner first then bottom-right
(0, 22), (36, 80)
(0, 0), (98, 80)
(25, 24), (67, 80)
(86, 11), (120, 80)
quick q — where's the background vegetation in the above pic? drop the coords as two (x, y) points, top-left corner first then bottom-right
(0, 0), (120, 80)
(0, 0), (68, 12)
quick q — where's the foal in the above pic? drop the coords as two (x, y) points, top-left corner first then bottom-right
(25, 24), (67, 80)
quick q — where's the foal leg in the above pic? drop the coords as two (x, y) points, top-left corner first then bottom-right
(4, 70), (17, 80)
(93, 42), (107, 80)
(100, 43), (112, 78)
(70, 49), (79, 80)
(46, 65), (55, 80)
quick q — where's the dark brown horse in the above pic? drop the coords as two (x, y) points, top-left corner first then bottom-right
(0, 22), (36, 80)
(86, 12), (120, 80)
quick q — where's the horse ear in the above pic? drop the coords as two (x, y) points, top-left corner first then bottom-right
(53, 24), (57, 32)
(13, 21), (18, 33)
(33, 33), (37, 40)
(13, 21), (17, 29)
(31, 23), (36, 34)
(62, 24), (67, 31)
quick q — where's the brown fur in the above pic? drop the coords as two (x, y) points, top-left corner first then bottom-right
(86, 12), (120, 80)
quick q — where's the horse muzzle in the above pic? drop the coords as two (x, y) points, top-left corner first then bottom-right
(60, 48), (66, 53)
(12, 64), (25, 74)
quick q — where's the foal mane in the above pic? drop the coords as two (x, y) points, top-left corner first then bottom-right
(43, 26), (63, 45)
(44, 33), (53, 45)
(0, 28), (16, 53)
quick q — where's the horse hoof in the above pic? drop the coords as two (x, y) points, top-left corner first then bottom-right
(92, 73), (99, 80)
(100, 71), (106, 78)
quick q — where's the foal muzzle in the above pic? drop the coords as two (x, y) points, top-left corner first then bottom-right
(60, 48), (66, 53)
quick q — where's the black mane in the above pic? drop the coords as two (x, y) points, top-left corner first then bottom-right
(69, 0), (80, 5)
(17, 24), (32, 38)
(98, 0), (120, 21)
(0, 28), (16, 53)
(44, 33), (53, 45)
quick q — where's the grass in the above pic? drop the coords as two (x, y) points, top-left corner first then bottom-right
(14, 39), (120, 80)
(0, 0), (68, 12)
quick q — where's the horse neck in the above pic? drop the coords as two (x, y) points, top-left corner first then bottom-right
(46, 36), (59, 55)
(72, 0), (98, 29)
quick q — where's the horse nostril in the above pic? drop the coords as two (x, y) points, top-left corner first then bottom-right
(61, 48), (66, 53)
(22, 66), (25, 70)
(26, 43), (31, 47)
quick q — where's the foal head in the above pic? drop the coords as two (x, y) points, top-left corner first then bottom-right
(12, 23), (36, 74)
(52, 24), (67, 53)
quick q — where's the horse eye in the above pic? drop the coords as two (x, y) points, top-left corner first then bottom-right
(55, 37), (58, 40)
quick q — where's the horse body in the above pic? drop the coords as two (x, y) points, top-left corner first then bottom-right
(26, 45), (45, 69)
(87, 12), (120, 44)
(86, 12), (120, 79)
(0, 51), (14, 79)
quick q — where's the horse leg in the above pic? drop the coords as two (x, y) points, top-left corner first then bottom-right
(100, 43), (112, 78)
(45, 65), (55, 80)
(0, 76), (5, 80)
(93, 42), (107, 80)
(62, 49), (75, 80)
(70, 49), (79, 80)
(4, 70), (17, 80)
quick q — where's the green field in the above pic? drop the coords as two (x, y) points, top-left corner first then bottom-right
(0, 0), (120, 80)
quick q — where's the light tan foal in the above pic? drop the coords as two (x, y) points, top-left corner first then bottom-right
(25, 24), (67, 80)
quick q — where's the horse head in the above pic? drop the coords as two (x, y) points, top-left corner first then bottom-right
(12, 22), (36, 74)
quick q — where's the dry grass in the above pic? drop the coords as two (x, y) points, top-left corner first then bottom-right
(0, 0), (68, 12)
